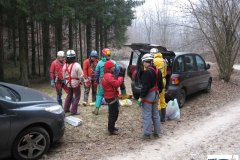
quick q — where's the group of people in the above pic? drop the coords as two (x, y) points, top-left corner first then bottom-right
(50, 48), (127, 135)
(49, 47), (168, 138)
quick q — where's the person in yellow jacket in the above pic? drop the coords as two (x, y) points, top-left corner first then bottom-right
(151, 48), (167, 122)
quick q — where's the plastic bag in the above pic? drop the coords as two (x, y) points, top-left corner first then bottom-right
(119, 99), (133, 107)
(166, 99), (180, 120)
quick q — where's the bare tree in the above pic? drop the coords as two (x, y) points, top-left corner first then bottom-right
(188, 0), (240, 82)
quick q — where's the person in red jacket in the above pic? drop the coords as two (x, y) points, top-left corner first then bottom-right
(82, 50), (99, 106)
(102, 61), (124, 135)
(50, 51), (68, 106)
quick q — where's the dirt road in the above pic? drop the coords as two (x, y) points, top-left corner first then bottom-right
(106, 99), (240, 160)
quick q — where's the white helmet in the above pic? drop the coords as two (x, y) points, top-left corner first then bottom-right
(141, 53), (153, 62)
(57, 51), (64, 57)
(66, 50), (76, 58)
(150, 48), (158, 55)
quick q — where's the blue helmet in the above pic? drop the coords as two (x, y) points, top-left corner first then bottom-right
(90, 50), (98, 57)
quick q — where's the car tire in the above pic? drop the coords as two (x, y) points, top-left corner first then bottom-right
(133, 92), (140, 100)
(177, 89), (186, 108)
(12, 127), (50, 160)
(204, 79), (212, 93)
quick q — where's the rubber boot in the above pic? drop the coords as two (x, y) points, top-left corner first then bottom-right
(161, 108), (166, 122)
(92, 108), (99, 115)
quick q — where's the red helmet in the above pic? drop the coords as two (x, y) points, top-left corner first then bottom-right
(102, 48), (111, 57)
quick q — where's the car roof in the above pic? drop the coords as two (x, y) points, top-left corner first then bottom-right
(124, 43), (168, 52)
(174, 52), (202, 56)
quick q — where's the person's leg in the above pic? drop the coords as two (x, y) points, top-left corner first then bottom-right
(142, 102), (153, 137)
(93, 83), (104, 115)
(108, 100), (119, 134)
(55, 82), (63, 106)
(152, 99), (161, 136)
(71, 85), (81, 114)
(92, 81), (97, 102)
(64, 88), (73, 112)
(83, 83), (90, 105)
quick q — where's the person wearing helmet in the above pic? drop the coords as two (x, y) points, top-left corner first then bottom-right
(82, 50), (99, 106)
(49, 51), (68, 106)
(140, 53), (163, 139)
(102, 61), (124, 135)
(150, 48), (159, 56)
(153, 52), (167, 122)
(92, 48), (112, 115)
(63, 50), (83, 115)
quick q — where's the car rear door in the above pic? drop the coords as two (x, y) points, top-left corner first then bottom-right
(0, 101), (11, 157)
(127, 51), (139, 80)
(194, 54), (210, 90)
(182, 54), (199, 94)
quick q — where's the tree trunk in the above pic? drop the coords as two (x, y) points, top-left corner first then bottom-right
(86, 15), (92, 57)
(95, 17), (99, 54)
(55, 17), (63, 51)
(104, 25), (108, 48)
(30, 19), (36, 75)
(79, 22), (83, 66)
(12, 25), (17, 67)
(99, 19), (104, 56)
(18, 16), (29, 86)
(69, 18), (73, 49)
(0, 12), (4, 81)
(42, 20), (50, 79)
(23, 18), (29, 77)
(75, 22), (78, 60)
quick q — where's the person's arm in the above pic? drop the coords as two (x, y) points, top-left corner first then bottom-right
(140, 71), (151, 98)
(94, 62), (100, 83)
(158, 70), (163, 92)
(83, 60), (89, 80)
(49, 61), (55, 87)
(49, 61), (55, 80)
(106, 74), (123, 88)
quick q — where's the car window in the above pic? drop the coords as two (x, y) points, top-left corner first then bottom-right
(184, 55), (196, 72)
(0, 85), (19, 102)
(132, 50), (140, 66)
(173, 56), (184, 72)
(196, 55), (206, 71)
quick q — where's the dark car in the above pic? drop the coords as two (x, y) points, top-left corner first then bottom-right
(0, 82), (65, 160)
(126, 43), (212, 107)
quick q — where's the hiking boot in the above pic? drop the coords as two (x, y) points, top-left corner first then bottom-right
(142, 134), (151, 140)
(71, 112), (80, 115)
(92, 108), (99, 115)
(109, 130), (119, 136)
(64, 109), (70, 113)
(161, 108), (166, 122)
(83, 102), (87, 106)
(114, 127), (119, 131)
(153, 134), (160, 138)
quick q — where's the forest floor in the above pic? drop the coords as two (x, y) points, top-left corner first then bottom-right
(28, 57), (240, 160)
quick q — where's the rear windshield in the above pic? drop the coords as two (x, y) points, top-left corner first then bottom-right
(0, 85), (20, 102)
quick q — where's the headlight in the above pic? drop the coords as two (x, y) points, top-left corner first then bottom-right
(45, 105), (63, 114)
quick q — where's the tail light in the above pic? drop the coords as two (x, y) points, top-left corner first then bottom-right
(171, 74), (180, 85)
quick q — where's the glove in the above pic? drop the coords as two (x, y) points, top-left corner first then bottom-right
(50, 80), (55, 88)
(118, 66), (126, 77)
(137, 98), (142, 107)
(85, 80), (91, 87)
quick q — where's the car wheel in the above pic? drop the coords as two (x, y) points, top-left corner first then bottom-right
(133, 92), (140, 100)
(177, 89), (186, 108)
(12, 127), (50, 160)
(204, 79), (212, 93)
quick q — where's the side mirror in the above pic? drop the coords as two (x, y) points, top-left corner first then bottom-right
(206, 64), (210, 70)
